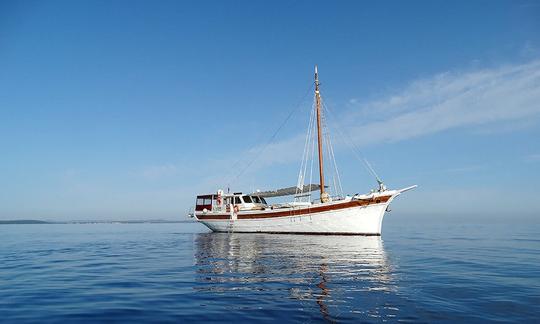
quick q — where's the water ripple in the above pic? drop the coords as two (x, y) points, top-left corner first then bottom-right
(0, 221), (539, 322)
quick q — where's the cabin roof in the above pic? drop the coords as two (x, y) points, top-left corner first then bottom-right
(251, 184), (323, 198)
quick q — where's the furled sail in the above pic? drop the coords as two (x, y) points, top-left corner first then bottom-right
(252, 184), (325, 198)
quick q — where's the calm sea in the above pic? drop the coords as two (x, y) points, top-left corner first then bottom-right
(1, 217), (539, 323)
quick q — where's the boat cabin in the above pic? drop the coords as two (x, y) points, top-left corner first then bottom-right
(195, 192), (268, 213)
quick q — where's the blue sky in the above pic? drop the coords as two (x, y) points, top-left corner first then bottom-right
(1, 1), (539, 220)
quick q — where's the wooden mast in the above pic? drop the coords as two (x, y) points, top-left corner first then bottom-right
(315, 66), (327, 201)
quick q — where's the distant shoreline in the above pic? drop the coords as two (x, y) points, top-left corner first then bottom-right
(0, 220), (51, 224)
(0, 220), (194, 225)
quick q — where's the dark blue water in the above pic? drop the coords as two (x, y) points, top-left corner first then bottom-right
(1, 217), (539, 322)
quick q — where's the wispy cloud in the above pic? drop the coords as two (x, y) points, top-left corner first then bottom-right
(343, 59), (540, 146)
(471, 119), (538, 135)
(237, 59), (540, 170)
(525, 153), (540, 162)
(444, 165), (485, 174)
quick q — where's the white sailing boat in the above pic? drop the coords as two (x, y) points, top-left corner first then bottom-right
(192, 67), (416, 235)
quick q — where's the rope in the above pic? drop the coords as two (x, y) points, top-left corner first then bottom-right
(320, 96), (343, 198)
(308, 99), (317, 202)
(227, 82), (315, 185)
(296, 94), (316, 197)
(324, 115), (344, 197)
(322, 100), (383, 187)
(295, 86), (348, 201)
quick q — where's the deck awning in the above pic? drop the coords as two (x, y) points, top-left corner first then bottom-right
(251, 184), (324, 198)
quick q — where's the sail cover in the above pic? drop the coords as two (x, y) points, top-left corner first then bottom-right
(252, 184), (324, 198)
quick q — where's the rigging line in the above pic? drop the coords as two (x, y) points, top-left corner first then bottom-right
(320, 101), (343, 198)
(300, 102), (316, 201)
(363, 158), (383, 184)
(325, 122), (343, 197)
(309, 98), (317, 202)
(329, 136), (344, 197)
(321, 98), (344, 197)
(301, 95), (317, 202)
(303, 100), (316, 189)
(324, 130), (338, 197)
(296, 96), (316, 196)
(295, 94), (315, 201)
(225, 89), (312, 177)
(322, 101), (384, 185)
(228, 82), (315, 184)
(319, 106), (334, 195)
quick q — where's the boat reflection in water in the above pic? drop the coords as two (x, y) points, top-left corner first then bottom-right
(194, 233), (399, 322)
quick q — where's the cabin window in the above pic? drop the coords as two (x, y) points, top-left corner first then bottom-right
(196, 198), (213, 206)
(242, 196), (253, 203)
(260, 197), (267, 205)
(252, 196), (261, 203)
(234, 196), (242, 204)
(195, 195), (213, 211)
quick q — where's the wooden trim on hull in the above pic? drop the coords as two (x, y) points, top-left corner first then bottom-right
(196, 195), (391, 220)
(211, 231), (381, 236)
(196, 214), (229, 220)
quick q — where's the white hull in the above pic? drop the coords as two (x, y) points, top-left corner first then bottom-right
(197, 195), (395, 235)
